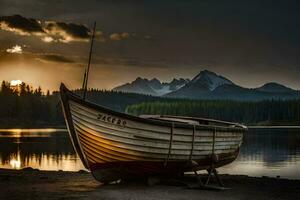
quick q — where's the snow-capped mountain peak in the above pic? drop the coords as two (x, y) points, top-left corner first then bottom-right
(191, 70), (233, 90)
(113, 77), (189, 96)
(149, 78), (162, 90)
(113, 70), (299, 100)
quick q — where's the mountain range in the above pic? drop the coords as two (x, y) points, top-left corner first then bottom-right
(113, 77), (189, 96)
(113, 70), (300, 101)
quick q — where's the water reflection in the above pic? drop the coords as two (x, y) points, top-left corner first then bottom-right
(0, 129), (84, 171)
(9, 148), (21, 169)
(220, 128), (300, 179)
(0, 128), (300, 179)
(0, 128), (66, 138)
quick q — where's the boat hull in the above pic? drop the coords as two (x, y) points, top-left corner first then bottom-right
(89, 150), (239, 182)
(60, 84), (246, 183)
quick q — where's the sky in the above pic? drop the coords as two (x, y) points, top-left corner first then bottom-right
(0, 0), (300, 91)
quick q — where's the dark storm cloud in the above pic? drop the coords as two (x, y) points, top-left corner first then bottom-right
(45, 22), (90, 39)
(0, 14), (44, 35)
(0, 14), (105, 43)
(44, 21), (105, 43)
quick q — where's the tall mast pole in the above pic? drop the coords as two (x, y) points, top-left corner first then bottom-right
(82, 21), (96, 100)
(82, 69), (87, 89)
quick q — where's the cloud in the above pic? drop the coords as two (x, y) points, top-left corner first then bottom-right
(6, 45), (22, 54)
(109, 32), (153, 41)
(0, 15), (105, 43)
(110, 32), (130, 41)
(0, 14), (151, 44)
(44, 21), (105, 43)
(0, 15), (44, 36)
(36, 54), (74, 63)
(41, 36), (55, 43)
(1, 49), (74, 64)
(0, 15), (151, 44)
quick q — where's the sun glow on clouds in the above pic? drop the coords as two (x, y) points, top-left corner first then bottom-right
(42, 36), (55, 43)
(10, 80), (22, 86)
(6, 45), (22, 54)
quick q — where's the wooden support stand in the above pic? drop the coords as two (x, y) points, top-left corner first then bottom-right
(187, 168), (228, 190)
(146, 167), (229, 190)
(186, 127), (229, 190)
(150, 125), (229, 190)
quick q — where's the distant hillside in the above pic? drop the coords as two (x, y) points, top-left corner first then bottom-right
(256, 82), (295, 93)
(113, 70), (300, 101)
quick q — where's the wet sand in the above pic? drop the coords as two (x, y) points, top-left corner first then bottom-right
(0, 168), (299, 200)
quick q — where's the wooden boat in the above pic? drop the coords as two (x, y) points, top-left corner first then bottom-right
(60, 83), (247, 183)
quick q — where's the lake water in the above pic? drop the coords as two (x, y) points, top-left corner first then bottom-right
(0, 129), (84, 171)
(0, 128), (300, 179)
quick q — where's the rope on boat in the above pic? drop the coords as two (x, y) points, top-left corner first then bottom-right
(164, 122), (174, 167)
(210, 127), (218, 165)
(212, 127), (216, 156)
(189, 125), (196, 161)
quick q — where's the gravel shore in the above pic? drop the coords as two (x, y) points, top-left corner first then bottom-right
(0, 168), (299, 200)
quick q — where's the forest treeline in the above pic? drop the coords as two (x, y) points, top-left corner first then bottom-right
(1, 81), (299, 127)
(0, 81), (158, 127)
(0, 81), (63, 127)
(126, 100), (300, 125)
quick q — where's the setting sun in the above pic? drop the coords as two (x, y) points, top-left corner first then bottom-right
(10, 80), (22, 86)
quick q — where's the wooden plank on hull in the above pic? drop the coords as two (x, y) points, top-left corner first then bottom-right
(70, 105), (243, 140)
(75, 125), (238, 161)
(73, 117), (241, 151)
(70, 106), (243, 139)
(80, 139), (125, 162)
(71, 112), (242, 145)
(79, 134), (143, 161)
(74, 123), (240, 156)
(69, 101), (245, 132)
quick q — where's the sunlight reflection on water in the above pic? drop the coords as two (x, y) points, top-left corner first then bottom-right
(0, 128), (67, 133)
(9, 149), (21, 169)
(0, 129), (84, 171)
(0, 128), (299, 179)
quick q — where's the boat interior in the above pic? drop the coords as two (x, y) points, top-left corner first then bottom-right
(139, 115), (246, 128)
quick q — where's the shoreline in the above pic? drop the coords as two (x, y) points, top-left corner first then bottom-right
(0, 168), (299, 200)
(1, 167), (299, 181)
(1, 167), (299, 180)
(247, 125), (300, 129)
(0, 125), (300, 130)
